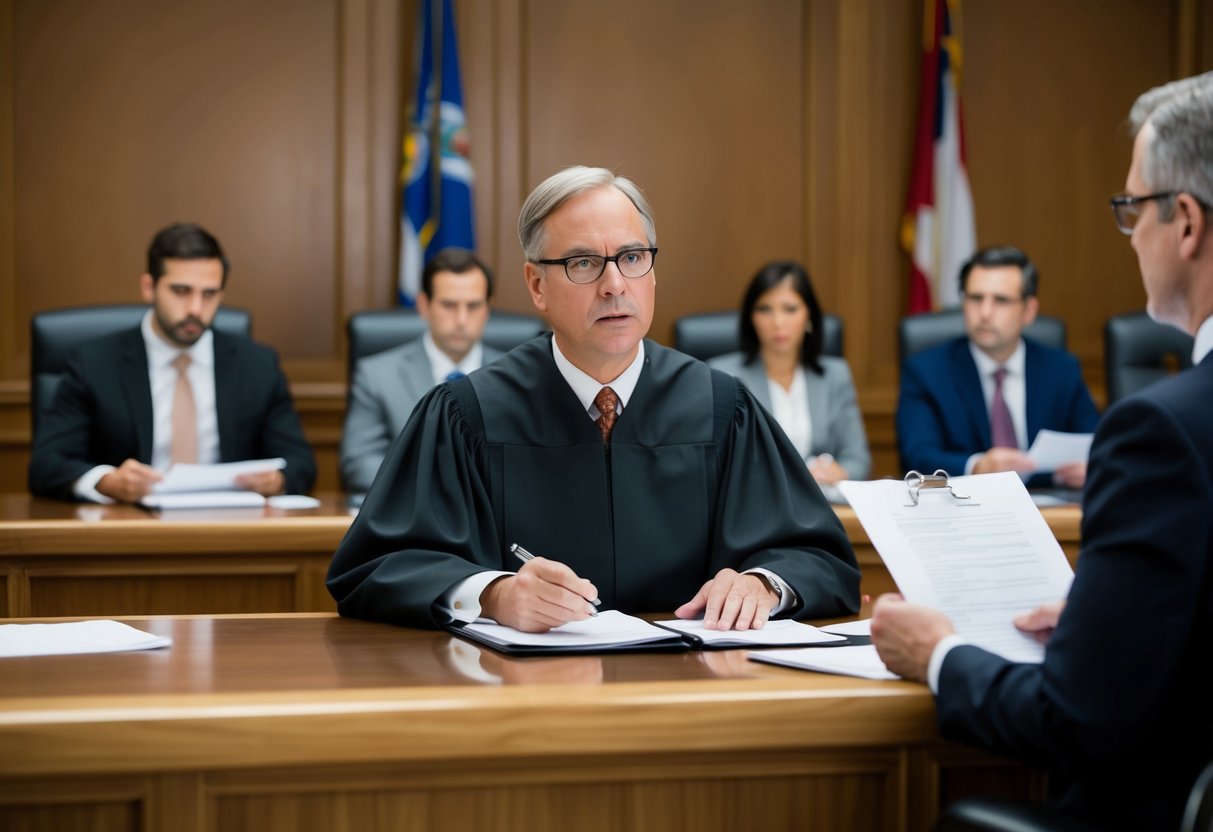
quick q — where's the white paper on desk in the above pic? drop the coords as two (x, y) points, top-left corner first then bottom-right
(820, 618), (872, 637)
(463, 610), (677, 649)
(751, 645), (898, 681)
(839, 472), (1074, 663)
(141, 490), (266, 510)
(1026, 430), (1093, 471)
(150, 458), (286, 494)
(0, 620), (172, 658)
(654, 618), (846, 646)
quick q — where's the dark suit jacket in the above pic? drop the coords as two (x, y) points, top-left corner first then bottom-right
(28, 327), (316, 500)
(935, 354), (1213, 831)
(897, 336), (1099, 478)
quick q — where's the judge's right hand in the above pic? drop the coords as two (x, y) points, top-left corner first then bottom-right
(1013, 599), (1066, 645)
(478, 557), (599, 633)
(96, 459), (162, 503)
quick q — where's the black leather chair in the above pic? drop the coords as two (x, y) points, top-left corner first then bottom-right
(672, 311), (845, 361)
(30, 303), (252, 439)
(345, 308), (547, 380)
(898, 309), (1067, 362)
(935, 759), (1213, 831)
(1103, 311), (1193, 404)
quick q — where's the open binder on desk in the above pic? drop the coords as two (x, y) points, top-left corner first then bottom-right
(838, 470), (1075, 664)
(448, 611), (847, 656)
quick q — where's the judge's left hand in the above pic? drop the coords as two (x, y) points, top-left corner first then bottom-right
(674, 568), (776, 631)
(869, 593), (956, 683)
(236, 469), (286, 496)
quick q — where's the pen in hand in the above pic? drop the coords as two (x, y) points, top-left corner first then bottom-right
(509, 543), (601, 613)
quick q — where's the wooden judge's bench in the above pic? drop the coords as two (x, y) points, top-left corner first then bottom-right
(0, 493), (1082, 619)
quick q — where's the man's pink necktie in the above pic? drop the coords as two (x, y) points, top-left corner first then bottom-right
(990, 367), (1017, 448)
(170, 353), (198, 464)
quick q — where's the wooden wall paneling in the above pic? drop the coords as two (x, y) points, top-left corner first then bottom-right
(0, 1), (14, 380)
(962, 0), (1178, 392)
(512, 0), (806, 346)
(804, 0), (917, 479)
(10, 0), (342, 373)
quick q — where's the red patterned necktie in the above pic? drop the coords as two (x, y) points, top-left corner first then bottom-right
(990, 367), (1018, 448)
(594, 386), (619, 443)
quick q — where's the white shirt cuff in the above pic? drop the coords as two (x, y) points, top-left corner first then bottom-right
(927, 633), (967, 694)
(440, 570), (513, 623)
(963, 454), (981, 476)
(745, 568), (797, 616)
(73, 465), (117, 504)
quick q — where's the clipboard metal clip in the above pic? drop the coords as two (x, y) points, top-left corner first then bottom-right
(904, 469), (978, 507)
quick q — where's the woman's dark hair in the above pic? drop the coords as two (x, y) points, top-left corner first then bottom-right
(738, 260), (824, 374)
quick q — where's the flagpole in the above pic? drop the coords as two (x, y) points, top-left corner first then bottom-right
(427, 0), (443, 240)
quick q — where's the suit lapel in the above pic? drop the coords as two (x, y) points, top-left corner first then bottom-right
(951, 340), (992, 448)
(118, 329), (155, 463)
(1023, 340), (1045, 443)
(214, 332), (236, 462)
(738, 360), (771, 410)
(803, 368), (828, 453)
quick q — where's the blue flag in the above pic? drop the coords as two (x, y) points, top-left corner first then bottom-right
(400, 0), (475, 305)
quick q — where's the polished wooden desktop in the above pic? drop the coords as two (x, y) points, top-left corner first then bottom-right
(0, 493), (1083, 618)
(0, 612), (1043, 832)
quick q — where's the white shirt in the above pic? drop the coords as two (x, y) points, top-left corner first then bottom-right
(1192, 315), (1213, 364)
(73, 311), (220, 503)
(422, 332), (484, 385)
(767, 369), (813, 462)
(442, 338), (794, 622)
(964, 339), (1028, 474)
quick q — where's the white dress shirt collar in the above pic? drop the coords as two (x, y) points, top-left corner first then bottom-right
(422, 332), (484, 385)
(968, 338), (1025, 379)
(550, 337), (645, 419)
(1192, 315), (1213, 365)
(142, 309), (214, 370)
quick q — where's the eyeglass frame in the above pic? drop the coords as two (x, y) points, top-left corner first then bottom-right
(533, 247), (659, 284)
(1109, 191), (1178, 235)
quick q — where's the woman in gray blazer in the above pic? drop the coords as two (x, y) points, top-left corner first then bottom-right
(709, 261), (870, 482)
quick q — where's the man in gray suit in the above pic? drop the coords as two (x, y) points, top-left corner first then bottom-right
(341, 248), (501, 493)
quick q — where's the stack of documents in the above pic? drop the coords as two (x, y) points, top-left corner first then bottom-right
(451, 611), (847, 655)
(0, 620), (172, 658)
(140, 458), (286, 509)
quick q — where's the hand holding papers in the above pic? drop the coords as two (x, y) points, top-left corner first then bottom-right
(839, 472), (1074, 664)
(141, 458), (286, 509)
(1026, 430), (1093, 473)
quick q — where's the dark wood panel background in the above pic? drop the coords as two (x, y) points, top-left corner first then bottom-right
(1, 0), (1208, 492)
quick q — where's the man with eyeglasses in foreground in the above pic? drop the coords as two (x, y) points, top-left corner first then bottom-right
(897, 244), (1099, 488)
(328, 166), (859, 632)
(872, 72), (1213, 831)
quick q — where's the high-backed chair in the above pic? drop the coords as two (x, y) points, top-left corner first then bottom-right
(672, 311), (845, 361)
(1104, 311), (1194, 404)
(934, 758), (1213, 831)
(346, 308), (547, 380)
(30, 303), (252, 439)
(898, 309), (1067, 363)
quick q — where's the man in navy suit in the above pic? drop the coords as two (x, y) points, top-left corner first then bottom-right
(28, 223), (315, 503)
(897, 245), (1099, 487)
(872, 72), (1213, 831)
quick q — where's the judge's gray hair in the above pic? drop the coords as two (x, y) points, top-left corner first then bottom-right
(517, 166), (656, 263)
(1129, 72), (1213, 218)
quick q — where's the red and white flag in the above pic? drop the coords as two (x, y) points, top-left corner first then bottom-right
(901, 0), (976, 313)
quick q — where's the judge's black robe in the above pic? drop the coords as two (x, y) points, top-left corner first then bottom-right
(327, 336), (860, 628)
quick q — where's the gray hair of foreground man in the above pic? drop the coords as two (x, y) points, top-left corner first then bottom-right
(1129, 71), (1213, 218)
(517, 166), (658, 263)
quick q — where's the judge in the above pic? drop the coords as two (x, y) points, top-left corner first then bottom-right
(327, 166), (859, 632)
